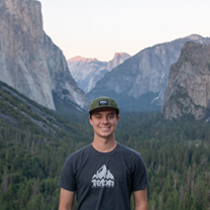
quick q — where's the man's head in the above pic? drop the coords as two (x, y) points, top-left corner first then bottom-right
(89, 97), (120, 140)
(89, 96), (119, 118)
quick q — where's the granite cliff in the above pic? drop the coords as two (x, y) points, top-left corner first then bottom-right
(67, 57), (107, 93)
(0, 0), (89, 112)
(88, 35), (210, 111)
(67, 52), (130, 93)
(162, 42), (210, 120)
(106, 52), (131, 71)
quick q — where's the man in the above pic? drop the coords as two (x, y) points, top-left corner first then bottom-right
(58, 96), (149, 210)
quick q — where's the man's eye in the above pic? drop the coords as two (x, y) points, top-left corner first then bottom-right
(109, 115), (114, 118)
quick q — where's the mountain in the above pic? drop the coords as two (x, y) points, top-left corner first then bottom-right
(0, 0), (89, 113)
(106, 52), (131, 71)
(87, 34), (210, 112)
(67, 52), (130, 93)
(67, 56), (108, 93)
(162, 42), (210, 120)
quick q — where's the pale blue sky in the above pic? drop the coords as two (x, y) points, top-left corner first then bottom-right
(39, 0), (210, 61)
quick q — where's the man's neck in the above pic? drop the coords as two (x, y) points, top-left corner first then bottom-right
(92, 136), (117, 153)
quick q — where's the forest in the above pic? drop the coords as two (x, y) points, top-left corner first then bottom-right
(0, 83), (210, 209)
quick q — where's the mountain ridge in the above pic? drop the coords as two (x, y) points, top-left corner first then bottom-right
(87, 34), (210, 112)
(67, 52), (130, 93)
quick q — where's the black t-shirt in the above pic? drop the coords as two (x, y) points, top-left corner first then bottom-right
(58, 143), (149, 210)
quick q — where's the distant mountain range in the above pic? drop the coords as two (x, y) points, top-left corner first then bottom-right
(87, 34), (210, 112)
(1, 0), (210, 120)
(67, 53), (130, 93)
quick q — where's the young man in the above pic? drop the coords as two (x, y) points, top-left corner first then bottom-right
(58, 96), (149, 210)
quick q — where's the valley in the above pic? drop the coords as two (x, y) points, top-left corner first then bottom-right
(0, 0), (210, 209)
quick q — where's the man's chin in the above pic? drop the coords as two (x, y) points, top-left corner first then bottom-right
(98, 132), (112, 138)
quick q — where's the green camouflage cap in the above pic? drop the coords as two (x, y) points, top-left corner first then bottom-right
(89, 96), (119, 115)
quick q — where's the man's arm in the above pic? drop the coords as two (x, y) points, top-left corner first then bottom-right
(58, 188), (75, 210)
(133, 188), (148, 210)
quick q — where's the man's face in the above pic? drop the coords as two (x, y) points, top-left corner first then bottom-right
(89, 108), (120, 139)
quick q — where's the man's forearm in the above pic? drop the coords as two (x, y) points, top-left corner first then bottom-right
(133, 189), (148, 210)
(58, 207), (73, 210)
(58, 188), (75, 210)
(134, 203), (147, 210)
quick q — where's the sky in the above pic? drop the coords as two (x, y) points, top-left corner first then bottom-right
(39, 0), (210, 61)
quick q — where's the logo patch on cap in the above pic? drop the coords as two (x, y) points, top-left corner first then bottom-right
(99, 100), (108, 106)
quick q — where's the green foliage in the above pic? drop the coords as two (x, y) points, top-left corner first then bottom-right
(1, 81), (210, 209)
(117, 112), (210, 210)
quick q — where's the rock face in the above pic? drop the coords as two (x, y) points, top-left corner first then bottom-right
(88, 35), (210, 111)
(67, 52), (130, 93)
(162, 42), (210, 120)
(67, 57), (108, 93)
(0, 0), (89, 111)
(106, 52), (131, 71)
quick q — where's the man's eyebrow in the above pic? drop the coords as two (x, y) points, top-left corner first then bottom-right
(94, 112), (102, 116)
(94, 113), (102, 116)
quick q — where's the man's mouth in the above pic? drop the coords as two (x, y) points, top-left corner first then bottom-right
(100, 127), (110, 131)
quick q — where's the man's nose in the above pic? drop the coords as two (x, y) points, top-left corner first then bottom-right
(102, 116), (109, 123)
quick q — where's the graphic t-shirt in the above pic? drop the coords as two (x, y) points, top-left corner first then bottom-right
(58, 143), (149, 210)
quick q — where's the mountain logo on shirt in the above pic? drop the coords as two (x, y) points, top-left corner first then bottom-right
(92, 165), (114, 188)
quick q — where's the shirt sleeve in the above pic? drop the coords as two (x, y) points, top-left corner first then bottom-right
(132, 154), (149, 192)
(58, 155), (77, 192)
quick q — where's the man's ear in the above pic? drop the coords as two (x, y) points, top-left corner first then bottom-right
(116, 115), (120, 122)
(89, 116), (93, 126)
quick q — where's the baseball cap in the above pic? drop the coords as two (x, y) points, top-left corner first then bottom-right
(89, 96), (119, 115)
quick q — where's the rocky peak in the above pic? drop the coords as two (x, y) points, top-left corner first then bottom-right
(68, 56), (98, 63)
(106, 52), (131, 71)
(186, 34), (204, 40)
(0, 0), (89, 112)
(67, 52), (130, 93)
(162, 42), (210, 120)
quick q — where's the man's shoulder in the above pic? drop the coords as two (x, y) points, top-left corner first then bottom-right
(117, 143), (142, 161)
(66, 144), (92, 161)
(117, 143), (146, 171)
